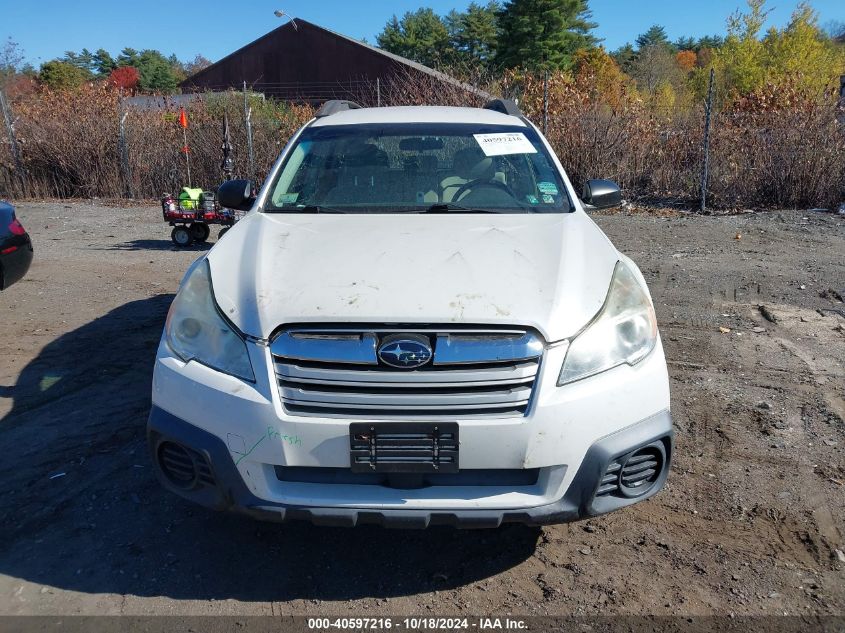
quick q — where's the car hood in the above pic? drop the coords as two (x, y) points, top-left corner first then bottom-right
(206, 211), (619, 342)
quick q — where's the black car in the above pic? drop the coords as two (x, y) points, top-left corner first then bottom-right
(0, 202), (33, 290)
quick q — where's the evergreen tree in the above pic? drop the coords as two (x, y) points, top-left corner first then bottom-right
(697, 35), (725, 50)
(611, 43), (636, 73)
(635, 25), (671, 50)
(92, 49), (116, 77)
(445, 2), (501, 70)
(674, 36), (697, 51)
(61, 48), (117, 77)
(496, 0), (598, 71)
(62, 48), (95, 73)
(376, 9), (452, 68)
(117, 48), (180, 93)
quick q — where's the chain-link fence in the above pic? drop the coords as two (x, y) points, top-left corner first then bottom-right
(1, 72), (844, 210)
(503, 71), (845, 211)
(0, 83), (318, 200)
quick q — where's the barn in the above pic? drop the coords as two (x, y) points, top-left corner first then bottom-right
(180, 19), (488, 104)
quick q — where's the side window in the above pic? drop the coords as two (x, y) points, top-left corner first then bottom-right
(271, 142), (309, 206)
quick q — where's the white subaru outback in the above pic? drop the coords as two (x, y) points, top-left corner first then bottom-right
(148, 99), (672, 528)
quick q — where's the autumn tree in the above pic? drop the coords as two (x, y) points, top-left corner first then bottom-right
(707, 0), (845, 98)
(622, 24), (686, 104)
(632, 44), (684, 100)
(572, 47), (630, 107)
(676, 50), (697, 72)
(109, 66), (140, 91)
(762, 2), (845, 93)
(712, 0), (770, 95)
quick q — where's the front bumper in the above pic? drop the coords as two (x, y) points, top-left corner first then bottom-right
(147, 404), (672, 528)
(149, 331), (673, 527)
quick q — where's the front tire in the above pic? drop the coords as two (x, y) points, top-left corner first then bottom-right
(218, 227), (230, 239)
(189, 223), (210, 242)
(171, 226), (193, 247)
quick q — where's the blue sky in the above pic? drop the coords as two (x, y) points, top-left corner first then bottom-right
(3, 0), (843, 67)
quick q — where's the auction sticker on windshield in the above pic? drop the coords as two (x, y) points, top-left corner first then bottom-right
(473, 132), (537, 156)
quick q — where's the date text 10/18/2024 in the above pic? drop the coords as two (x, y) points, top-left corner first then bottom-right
(307, 618), (528, 630)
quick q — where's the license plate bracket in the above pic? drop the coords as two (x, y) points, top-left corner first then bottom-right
(349, 422), (459, 473)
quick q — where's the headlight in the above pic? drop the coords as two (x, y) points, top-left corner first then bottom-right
(165, 260), (255, 382)
(558, 260), (657, 385)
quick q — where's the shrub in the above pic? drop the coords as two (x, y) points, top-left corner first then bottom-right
(0, 85), (314, 199)
(0, 73), (842, 210)
(709, 79), (845, 208)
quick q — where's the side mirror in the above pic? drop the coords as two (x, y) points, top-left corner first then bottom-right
(582, 179), (622, 210)
(217, 179), (255, 211)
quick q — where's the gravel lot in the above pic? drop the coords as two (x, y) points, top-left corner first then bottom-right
(0, 202), (843, 616)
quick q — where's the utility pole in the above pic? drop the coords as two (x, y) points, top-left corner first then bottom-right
(700, 68), (715, 213)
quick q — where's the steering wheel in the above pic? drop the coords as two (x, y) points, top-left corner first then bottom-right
(452, 178), (517, 202)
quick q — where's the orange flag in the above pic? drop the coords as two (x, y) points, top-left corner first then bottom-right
(178, 107), (188, 129)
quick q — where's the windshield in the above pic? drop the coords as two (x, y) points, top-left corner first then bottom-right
(265, 122), (571, 214)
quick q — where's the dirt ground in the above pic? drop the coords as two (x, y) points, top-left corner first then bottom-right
(0, 201), (843, 617)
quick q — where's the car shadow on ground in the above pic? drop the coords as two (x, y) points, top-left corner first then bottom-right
(99, 239), (214, 251)
(0, 296), (540, 603)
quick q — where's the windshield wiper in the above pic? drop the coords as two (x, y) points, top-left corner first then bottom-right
(420, 203), (498, 214)
(266, 205), (347, 214)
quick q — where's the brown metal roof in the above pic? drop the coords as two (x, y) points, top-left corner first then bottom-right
(180, 19), (490, 101)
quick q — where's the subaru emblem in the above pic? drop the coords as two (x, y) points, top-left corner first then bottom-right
(377, 335), (433, 369)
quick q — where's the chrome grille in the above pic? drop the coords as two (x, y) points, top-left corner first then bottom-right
(271, 327), (544, 418)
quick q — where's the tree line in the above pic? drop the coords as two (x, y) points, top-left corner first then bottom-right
(0, 39), (210, 93)
(376, 0), (845, 105)
(376, 0), (597, 71)
(1, 0), (844, 104)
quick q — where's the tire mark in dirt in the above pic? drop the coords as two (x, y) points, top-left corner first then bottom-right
(772, 335), (843, 564)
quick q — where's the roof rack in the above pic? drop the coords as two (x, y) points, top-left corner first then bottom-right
(315, 100), (363, 118)
(483, 98), (522, 117)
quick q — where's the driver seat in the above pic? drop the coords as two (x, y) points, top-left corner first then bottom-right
(441, 148), (494, 202)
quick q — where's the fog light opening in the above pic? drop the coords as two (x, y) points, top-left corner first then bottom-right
(157, 441), (198, 489)
(618, 443), (665, 498)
